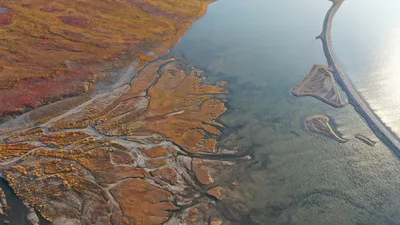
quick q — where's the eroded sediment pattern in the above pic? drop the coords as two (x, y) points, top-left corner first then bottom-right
(305, 115), (348, 143)
(0, 59), (246, 224)
(292, 64), (346, 108)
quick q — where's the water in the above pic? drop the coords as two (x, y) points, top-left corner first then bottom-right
(171, 0), (400, 224)
(0, 178), (50, 225)
(334, 0), (400, 136)
(0, 178), (28, 225)
(0, 8), (8, 14)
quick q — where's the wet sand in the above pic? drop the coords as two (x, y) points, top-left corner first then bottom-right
(292, 64), (346, 108)
(355, 134), (377, 147)
(305, 114), (348, 143)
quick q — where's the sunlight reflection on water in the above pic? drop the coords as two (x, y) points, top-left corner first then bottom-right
(371, 30), (400, 133)
(335, 2), (400, 136)
(172, 0), (400, 224)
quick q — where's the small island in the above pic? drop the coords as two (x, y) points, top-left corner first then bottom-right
(355, 134), (377, 147)
(292, 64), (346, 108)
(305, 114), (348, 143)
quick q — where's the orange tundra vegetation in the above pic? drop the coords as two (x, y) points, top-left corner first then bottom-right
(0, 0), (213, 117)
(0, 59), (244, 224)
(0, 0), (248, 223)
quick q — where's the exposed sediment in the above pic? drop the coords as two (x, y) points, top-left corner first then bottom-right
(305, 115), (348, 143)
(292, 64), (346, 108)
(0, 188), (7, 216)
(318, 0), (400, 154)
(355, 134), (377, 147)
(0, 59), (248, 224)
(0, 2), (251, 222)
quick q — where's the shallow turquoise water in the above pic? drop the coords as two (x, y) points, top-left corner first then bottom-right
(171, 0), (400, 224)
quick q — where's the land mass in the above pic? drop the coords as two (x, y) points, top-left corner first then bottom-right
(0, 1), (251, 224)
(0, 59), (248, 224)
(0, 0), (213, 120)
(292, 64), (346, 108)
(305, 114), (348, 143)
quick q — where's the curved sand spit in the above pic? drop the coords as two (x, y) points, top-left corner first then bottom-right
(305, 114), (348, 143)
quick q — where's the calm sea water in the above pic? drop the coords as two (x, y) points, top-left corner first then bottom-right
(0, 178), (28, 225)
(334, 0), (400, 135)
(171, 0), (400, 224)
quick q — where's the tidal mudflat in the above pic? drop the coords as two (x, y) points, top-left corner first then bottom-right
(2, 0), (400, 224)
(0, 0), (253, 224)
(0, 59), (250, 224)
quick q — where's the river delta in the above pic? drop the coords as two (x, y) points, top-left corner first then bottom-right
(1, 0), (400, 224)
